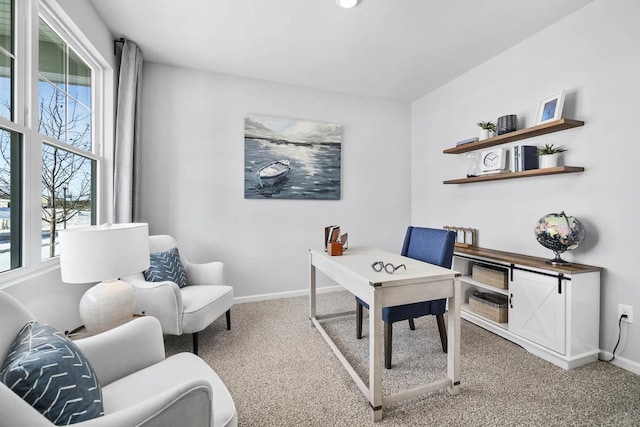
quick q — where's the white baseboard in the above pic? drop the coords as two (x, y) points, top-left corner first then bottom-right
(234, 285), (343, 304)
(600, 351), (640, 375)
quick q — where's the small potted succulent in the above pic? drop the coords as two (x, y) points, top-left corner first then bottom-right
(537, 143), (566, 168)
(477, 121), (497, 140)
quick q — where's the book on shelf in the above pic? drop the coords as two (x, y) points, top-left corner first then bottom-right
(511, 146), (520, 172)
(510, 145), (539, 172)
(456, 137), (479, 146)
(519, 145), (539, 170)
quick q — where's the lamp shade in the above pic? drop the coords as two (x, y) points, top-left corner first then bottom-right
(59, 223), (150, 283)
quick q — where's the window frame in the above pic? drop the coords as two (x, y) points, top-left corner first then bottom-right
(0, 0), (114, 283)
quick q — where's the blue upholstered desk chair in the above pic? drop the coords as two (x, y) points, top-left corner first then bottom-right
(356, 226), (456, 369)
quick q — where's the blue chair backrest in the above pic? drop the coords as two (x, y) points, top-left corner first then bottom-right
(400, 226), (456, 269)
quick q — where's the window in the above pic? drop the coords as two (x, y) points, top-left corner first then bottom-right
(0, 0), (108, 275)
(38, 18), (96, 259)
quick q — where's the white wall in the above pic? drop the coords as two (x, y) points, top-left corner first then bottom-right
(411, 0), (639, 370)
(139, 64), (411, 299)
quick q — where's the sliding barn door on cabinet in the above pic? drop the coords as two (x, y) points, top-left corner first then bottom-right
(508, 269), (566, 354)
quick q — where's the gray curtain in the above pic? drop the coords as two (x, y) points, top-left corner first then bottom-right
(114, 40), (143, 223)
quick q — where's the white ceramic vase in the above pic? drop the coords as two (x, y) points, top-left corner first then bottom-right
(480, 129), (490, 140)
(539, 153), (560, 168)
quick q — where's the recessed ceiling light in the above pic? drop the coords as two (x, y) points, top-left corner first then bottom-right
(337, 0), (359, 8)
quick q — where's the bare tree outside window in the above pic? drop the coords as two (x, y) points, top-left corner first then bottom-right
(39, 86), (93, 258)
(0, 2), (103, 272)
(38, 18), (94, 259)
(0, 131), (12, 269)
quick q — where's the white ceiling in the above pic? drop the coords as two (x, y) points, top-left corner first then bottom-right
(88, 0), (594, 102)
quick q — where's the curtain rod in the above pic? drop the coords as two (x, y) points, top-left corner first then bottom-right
(114, 37), (125, 56)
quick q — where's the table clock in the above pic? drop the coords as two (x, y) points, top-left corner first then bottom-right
(480, 148), (507, 173)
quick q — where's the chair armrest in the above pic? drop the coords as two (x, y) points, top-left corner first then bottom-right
(185, 261), (225, 286)
(75, 380), (212, 427)
(1, 377), (212, 427)
(75, 317), (165, 387)
(123, 273), (183, 335)
(0, 383), (53, 426)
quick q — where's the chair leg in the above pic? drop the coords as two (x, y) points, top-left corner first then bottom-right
(193, 332), (199, 356)
(436, 313), (447, 353)
(408, 318), (416, 330)
(384, 322), (393, 369)
(226, 309), (231, 330)
(356, 302), (363, 339)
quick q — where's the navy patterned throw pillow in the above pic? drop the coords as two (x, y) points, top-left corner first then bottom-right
(0, 321), (104, 425)
(144, 246), (190, 288)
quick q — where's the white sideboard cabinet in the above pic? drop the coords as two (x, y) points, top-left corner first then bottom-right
(453, 246), (602, 370)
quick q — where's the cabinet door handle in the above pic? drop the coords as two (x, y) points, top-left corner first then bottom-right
(509, 293), (513, 309)
(558, 273), (564, 294)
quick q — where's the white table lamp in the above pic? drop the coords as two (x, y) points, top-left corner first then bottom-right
(59, 223), (150, 334)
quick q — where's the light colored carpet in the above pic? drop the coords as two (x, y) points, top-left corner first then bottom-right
(164, 291), (640, 426)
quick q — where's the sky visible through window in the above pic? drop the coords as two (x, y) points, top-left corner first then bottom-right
(38, 18), (94, 260)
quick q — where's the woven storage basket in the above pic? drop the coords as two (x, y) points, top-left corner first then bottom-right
(472, 263), (508, 290)
(469, 290), (508, 323)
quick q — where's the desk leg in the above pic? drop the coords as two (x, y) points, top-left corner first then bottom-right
(369, 290), (383, 421)
(447, 277), (461, 395)
(309, 256), (316, 326)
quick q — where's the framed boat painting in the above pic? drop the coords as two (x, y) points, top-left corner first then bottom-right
(244, 114), (342, 200)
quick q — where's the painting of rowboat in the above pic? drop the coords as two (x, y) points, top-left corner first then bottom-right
(244, 114), (342, 200)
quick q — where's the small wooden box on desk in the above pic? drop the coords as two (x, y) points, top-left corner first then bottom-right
(327, 242), (343, 256)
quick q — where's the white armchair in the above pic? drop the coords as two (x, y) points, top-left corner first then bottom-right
(123, 235), (234, 355)
(0, 291), (237, 427)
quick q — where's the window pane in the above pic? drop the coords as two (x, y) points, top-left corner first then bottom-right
(38, 20), (93, 152)
(0, 0), (13, 121)
(38, 79), (66, 140)
(0, 53), (11, 120)
(39, 19), (65, 91)
(69, 49), (91, 108)
(0, 127), (21, 272)
(0, 0), (13, 54)
(68, 96), (91, 150)
(41, 144), (94, 259)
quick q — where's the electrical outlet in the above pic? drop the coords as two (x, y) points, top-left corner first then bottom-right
(618, 304), (634, 324)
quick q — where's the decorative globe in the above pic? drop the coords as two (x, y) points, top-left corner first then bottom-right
(534, 211), (585, 265)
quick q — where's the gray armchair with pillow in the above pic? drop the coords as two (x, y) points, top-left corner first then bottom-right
(0, 291), (237, 427)
(122, 235), (234, 355)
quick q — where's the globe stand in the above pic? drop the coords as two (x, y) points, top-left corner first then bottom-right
(546, 251), (571, 266)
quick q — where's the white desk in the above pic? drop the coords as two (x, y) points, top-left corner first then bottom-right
(309, 247), (461, 421)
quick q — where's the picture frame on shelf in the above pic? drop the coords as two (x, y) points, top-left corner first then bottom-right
(535, 90), (566, 125)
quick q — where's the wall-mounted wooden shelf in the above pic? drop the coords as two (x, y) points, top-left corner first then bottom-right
(443, 118), (585, 184)
(443, 166), (585, 184)
(443, 119), (585, 155)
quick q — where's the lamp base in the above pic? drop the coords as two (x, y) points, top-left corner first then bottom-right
(79, 279), (135, 334)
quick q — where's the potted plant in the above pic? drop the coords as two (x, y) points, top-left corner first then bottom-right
(477, 121), (497, 140)
(537, 143), (566, 168)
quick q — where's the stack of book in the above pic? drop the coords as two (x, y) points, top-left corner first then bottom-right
(511, 145), (539, 172)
